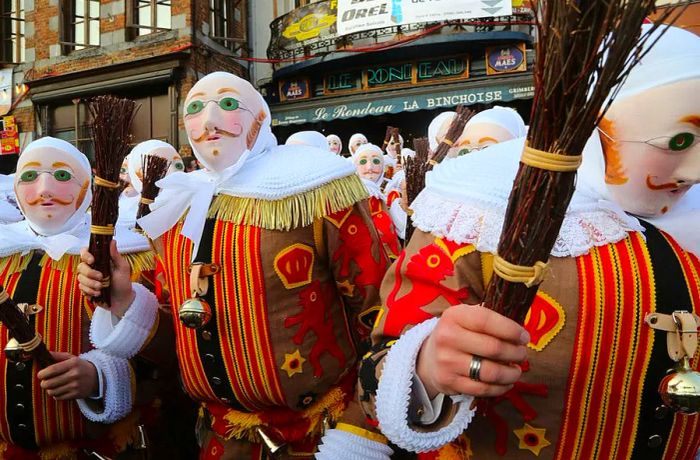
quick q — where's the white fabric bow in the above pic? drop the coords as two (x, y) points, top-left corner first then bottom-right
(137, 150), (254, 260)
(0, 217), (88, 260)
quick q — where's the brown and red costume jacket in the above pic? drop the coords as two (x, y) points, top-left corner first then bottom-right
(359, 224), (700, 460)
(149, 167), (391, 459)
(0, 245), (172, 460)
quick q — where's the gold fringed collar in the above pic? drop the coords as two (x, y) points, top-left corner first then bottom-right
(207, 174), (368, 231)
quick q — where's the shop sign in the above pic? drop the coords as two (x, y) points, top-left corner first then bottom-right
(271, 79), (535, 126)
(0, 116), (19, 155)
(324, 56), (470, 95)
(486, 43), (527, 75)
(279, 79), (312, 102)
(337, 0), (513, 35)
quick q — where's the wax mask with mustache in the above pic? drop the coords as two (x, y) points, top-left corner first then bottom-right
(14, 137), (92, 236)
(184, 72), (268, 172)
(386, 135), (403, 159)
(354, 144), (385, 183)
(599, 79), (700, 216)
(126, 140), (184, 193)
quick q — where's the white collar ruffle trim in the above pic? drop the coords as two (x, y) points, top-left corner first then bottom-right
(0, 213), (151, 260)
(410, 137), (649, 258)
(361, 177), (385, 200)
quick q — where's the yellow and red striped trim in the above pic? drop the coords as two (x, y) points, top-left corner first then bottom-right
(555, 233), (655, 459)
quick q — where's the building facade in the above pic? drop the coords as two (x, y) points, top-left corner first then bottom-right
(251, 0), (536, 151)
(0, 0), (249, 173)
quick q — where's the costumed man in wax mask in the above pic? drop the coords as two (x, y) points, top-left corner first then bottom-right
(348, 133), (368, 156)
(352, 144), (402, 261)
(326, 24), (700, 460)
(326, 135), (343, 156)
(383, 134), (403, 182)
(78, 72), (392, 459)
(118, 140), (185, 229)
(0, 137), (167, 459)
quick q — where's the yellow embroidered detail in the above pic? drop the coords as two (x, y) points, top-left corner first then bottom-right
(324, 207), (354, 229)
(336, 279), (355, 297)
(313, 217), (327, 259)
(481, 252), (494, 287)
(435, 238), (476, 263)
(124, 251), (156, 275)
(281, 349), (306, 377)
(358, 305), (382, 330)
(214, 386), (347, 442)
(38, 253), (80, 272)
(335, 423), (388, 444)
(514, 423), (552, 456)
(208, 174), (368, 231)
(373, 308), (385, 329)
(524, 291), (566, 352)
(274, 243), (314, 290)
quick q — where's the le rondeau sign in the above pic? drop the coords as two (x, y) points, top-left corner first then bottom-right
(336, 0), (513, 35)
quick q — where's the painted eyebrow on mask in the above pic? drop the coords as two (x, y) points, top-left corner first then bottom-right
(478, 136), (499, 144)
(21, 161), (42, 168)
(52, 162), (72, 168)
(679, 115), (700, 128)
(217, 87), (240, 95)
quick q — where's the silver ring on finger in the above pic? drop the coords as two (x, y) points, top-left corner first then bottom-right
(469, 355), (483, 382)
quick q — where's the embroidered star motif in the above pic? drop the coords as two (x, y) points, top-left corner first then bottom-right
(336, 279), (355, 297)
(281, 349), (306, 378)
(513, 423), (551, 456)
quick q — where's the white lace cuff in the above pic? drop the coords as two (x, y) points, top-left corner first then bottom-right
(315, 428), (393, 460)
(77, 349), (133, 423)
(376, 317), (475, 452)
(90, 283), (158, 359)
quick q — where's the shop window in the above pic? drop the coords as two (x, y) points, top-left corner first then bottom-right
(209, 0), (244, 52)
(60, 0), (100, 53)
(0, 0), (25, 63)
(127, 0), (171, 39)
(47, 93), (170, 163)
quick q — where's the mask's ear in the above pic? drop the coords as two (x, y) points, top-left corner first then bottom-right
(247, 110), (267, 150)
(599, 117), (628, 185)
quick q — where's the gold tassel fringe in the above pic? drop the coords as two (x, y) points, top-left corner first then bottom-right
(39, 254), (81, 272)
(124, 251), (156, 276)
(208, 175), (368, 231)
(0, 253), (33, 276)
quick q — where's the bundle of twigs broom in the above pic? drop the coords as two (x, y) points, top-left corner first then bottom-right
(482, 1), (684, 324)
(135, 154), (170, 232)
(0, 286), (54, 368)
(87, 96), (138, 308)
(430, 105), (474, 164)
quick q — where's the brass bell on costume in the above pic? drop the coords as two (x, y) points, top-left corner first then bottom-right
(178, 262), (215, 329)
(178, 297), (212, 329)
(256, 427), (286, 458)
(659, 357), (700, 414)
(5, 337), (32, 363)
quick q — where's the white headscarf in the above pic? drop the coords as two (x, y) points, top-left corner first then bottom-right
(138, 72), (278, 258)
(467, 106), (526, 138)
(126, 140), (179, 193)
(428, 111), (456, 152)
(285, 131), (329, 150)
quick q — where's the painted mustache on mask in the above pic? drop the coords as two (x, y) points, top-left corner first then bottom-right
(191, 128), (240, 143)
(25, 195), (75, 206)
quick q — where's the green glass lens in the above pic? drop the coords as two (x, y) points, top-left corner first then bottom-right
(669, 132), (695, 151)
(53, 169), (73, 182)
(186, 100), (204, 115)
(218, 97), (240, 111)
(19, 170), (38, 182)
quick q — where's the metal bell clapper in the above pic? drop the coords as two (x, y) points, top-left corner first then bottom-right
(5, 337), (32, 362)
(659, 356), (700, 414)
(178, 262), (213, 329)
(646, 310), (700, 414)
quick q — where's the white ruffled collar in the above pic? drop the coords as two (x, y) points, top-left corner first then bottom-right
(0, 213), (151, 261)
(409, 136), (694, 258)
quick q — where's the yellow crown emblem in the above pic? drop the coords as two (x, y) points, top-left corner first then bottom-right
(274, 244), (315, 290)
